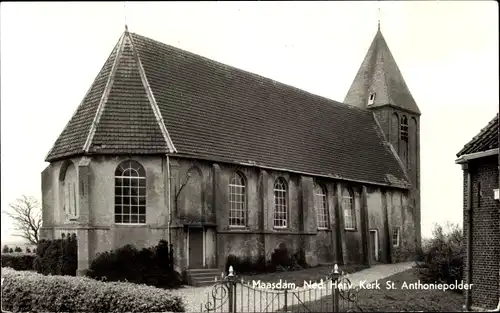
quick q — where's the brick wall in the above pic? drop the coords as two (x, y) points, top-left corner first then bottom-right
(463, 155), (500, 310)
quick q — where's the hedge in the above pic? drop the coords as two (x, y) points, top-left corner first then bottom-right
(1, 267), (185, 312)
(1, 253), (35, 271)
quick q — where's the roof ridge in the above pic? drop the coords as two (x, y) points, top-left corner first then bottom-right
(128, 32), (177, 153)
(129, 32), (369, 115)
(378, 33), (395, 106)
(45, 35), (124, 161)
(83, 32), (126, 153)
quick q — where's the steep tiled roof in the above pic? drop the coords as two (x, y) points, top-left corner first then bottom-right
(457, 114), (499, 157)
(46, 30), (410, 188)
(344, 28), (421, 115)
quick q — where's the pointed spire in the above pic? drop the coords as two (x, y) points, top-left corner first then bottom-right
(343, 27), (421, 114)
(125, 24), (128, 33)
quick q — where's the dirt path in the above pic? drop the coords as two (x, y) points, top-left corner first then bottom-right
(170, 261), (416, 312)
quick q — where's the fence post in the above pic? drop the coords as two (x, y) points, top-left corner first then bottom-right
(331, 264), (341, 313)
(284, 288), (288, 312)
(227, 265), (236, 313)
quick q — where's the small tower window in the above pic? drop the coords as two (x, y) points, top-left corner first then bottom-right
(368, 93), (375, 105)
(400, 115), (408, 141)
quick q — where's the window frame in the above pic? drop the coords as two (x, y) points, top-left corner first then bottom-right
(400, 115), (409, 142)
(392, 227), (401, 247)
(229, 171), (247, 228)
(114, 160), (147, 225)
(342, 188), (356, 231)
(315, 184), (329, 230)
(368, 93), (376, 105)
(273, 177), (288, 229)
(60, 161), (78, 220)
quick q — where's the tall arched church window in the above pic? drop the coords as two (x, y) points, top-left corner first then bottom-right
(342, 188), (356, 230)
(273, 178), (288, 228)
(114, 160), (146, 224)
(400, 115), (409, 142)
(229, 172), (246, 227)
(60, 161), (78, 219)
(315, 184), (329, 229)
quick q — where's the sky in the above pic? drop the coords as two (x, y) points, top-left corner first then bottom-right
(1, 1), (498, 243)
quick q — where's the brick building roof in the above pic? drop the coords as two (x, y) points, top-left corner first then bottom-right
(45, 30), (410, 188)
(344, 27), (421, 115)
(457, 114), (499, 157)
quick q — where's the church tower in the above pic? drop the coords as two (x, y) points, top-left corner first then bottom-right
(344, 26), (422, 249)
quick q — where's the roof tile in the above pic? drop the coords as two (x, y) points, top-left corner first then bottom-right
(344, 29), (421, 114)
(457, 114), (499, 156)
(46, 31), (410, 188)
(131, 33), (409, 187)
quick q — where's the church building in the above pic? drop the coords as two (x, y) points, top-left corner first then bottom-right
(41, 25), (421, 279)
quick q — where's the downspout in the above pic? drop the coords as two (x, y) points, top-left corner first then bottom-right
(167, 154), (172, 244)
(466, 165), (473, 311)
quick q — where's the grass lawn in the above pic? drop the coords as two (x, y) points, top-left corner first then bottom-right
(287, 268), (464, 312)
(238, 264), (369, 287)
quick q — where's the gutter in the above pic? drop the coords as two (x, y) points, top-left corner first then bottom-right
(455, 148), (499, 164)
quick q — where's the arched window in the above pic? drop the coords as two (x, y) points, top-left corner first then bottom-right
(273, 178), (288, 228)
(60, 161), (78, 218)
(400, 115), (408, 142)
(315, 184), (329, 229)
(229, 172), (246, 227)
(342, 188), (355, 230)
(114, 160), (146, 224)
(391, 113), (400, 151)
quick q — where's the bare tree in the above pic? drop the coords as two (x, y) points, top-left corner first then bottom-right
(174, 171), (192, 208)
(2, 195), (42, 245)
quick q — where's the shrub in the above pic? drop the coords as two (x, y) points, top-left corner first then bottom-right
(14, 246), (22, 252)
(226, 244), (308, 275)
(225, 254), (267, 274)
(2, 245), (10, 253)
(1, 267), (185, 312)
(87, 240), (181, 289)
(269, 243), (307, 272)
(9, 248), (13, 253)
(25, 247), (31, 253)
(1, 253), (35, 271)
(417, 222), (464, 292)
(33, 233), (78, 276)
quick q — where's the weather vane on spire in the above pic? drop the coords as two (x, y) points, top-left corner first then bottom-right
(124, 1), (128, 32)
(377, 0), (381, 30)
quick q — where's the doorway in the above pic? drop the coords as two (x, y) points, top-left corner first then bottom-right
(369, 229), (379, 262)
(188, 227), (204, 268)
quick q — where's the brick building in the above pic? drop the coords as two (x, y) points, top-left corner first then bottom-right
(41, 26), (421, 281)
(456, 114), (499, 311)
